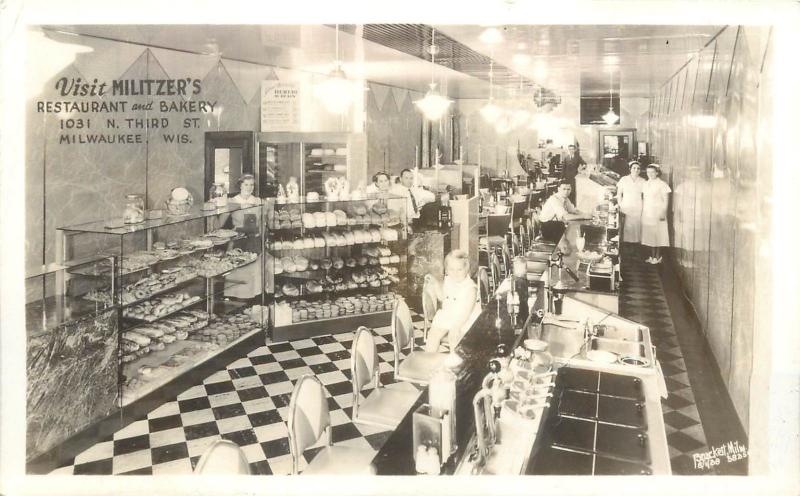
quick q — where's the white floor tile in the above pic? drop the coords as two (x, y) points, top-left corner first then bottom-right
(149, 427), (187, 449)
(148, 401), (181, 419)
(265, 381), (293, 396)
(186, 436), (221, 458)
(285, 366), (314, 380)
(232, 375), (263, 390)
(265, 453), (295, 475)
(227, 357), (254, 369)
(178, 385), (211, 401)
(241, 397), (275, 415)
(216, 415), (253, 435)
(319, 343), (346, 353)
(240, 442), (267, 463)
(247, 346), (270, 357)
(273, 350), (301, 361)
(316, 370), (348, 385)
(329, 409), (351, 426)
(292, 339), (316, 349)
(114, 420), (150, 440)
(180, 408), (216, 427)
(74, 441), (114, 464)
(207, 391), (241, 408)
(112, 449), (152, 474)
(204, 370), (232, 384)
(151, 457), (193, 475)
(300, 354), (329, 365)
(253, 422), (288, 442)
(254, 362), (283, 374)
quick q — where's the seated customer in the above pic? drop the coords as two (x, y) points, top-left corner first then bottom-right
(539, 181), (590, 222)
(424, 250), (481, 353)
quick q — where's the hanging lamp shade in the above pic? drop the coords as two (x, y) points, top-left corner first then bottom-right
(480, 101), (503, 123)
(602, 107), (619, 125)
(602, 69), (619, 125)
(314, 66), (356, 114)
(414, 83), (452, 121)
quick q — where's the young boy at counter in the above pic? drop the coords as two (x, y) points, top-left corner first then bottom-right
(424, 250), (481, 353)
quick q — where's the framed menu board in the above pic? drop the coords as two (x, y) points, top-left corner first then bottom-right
(260, 81), (301, 132)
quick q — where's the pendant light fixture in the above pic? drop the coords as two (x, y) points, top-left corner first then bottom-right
(414, 27), (453, 121)
(480, 59), (502, 124)
(314, 24), (356, 114)
(602, 70), (619, 125)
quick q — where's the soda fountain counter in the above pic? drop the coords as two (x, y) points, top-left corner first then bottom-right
(370, 295), (670, 476)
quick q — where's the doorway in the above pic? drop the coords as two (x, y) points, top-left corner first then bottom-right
(598, 129), (636, 177)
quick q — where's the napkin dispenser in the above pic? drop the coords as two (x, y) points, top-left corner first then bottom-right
(588, 261), (615, 291)
(412, 404), (453, 474)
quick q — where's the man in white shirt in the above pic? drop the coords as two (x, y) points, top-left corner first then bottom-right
(539, 182), (589, 222)
(390, 168), (435, 230)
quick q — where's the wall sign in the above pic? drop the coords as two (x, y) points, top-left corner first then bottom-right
(260, 81), (300, 132)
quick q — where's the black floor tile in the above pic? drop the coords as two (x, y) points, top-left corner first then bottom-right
(296, 346), (323, 357)
(221, 429), (259, 447)
(312, 335), (336, 345)
(249, 354), (276, 365)
(261, 438), (291, 458)
(270, 393), (292, 409)
(303, 446), (324, 463)
(331, 423), (361, 443)
(248, 410), (283, 427)
(375, 342), (394, 353)
(309, 362), (339, 374)
(667, 431), (706, 454)
(278, 358), (307, 369)
(249, 460), (273, 475)
(204, 380), (236, 396)
(229, 366), (258, 379)
(325, 350), (351, 361)
(189, 455), (200, 470)
(212, 403), (247, 420)
(662, 393), (693, 411)
(183, 421), (220, 441)
(148, 414), (183, 433)
(119, 466), (153, 475)
(178, 396), (212, 414)
(325, 381), (352, 396)
(237, 386), (270, 402)
(663, 411), (700, 430)
(260, 371), (290, 385)
(73, 458), (113, 475)
(113, 434), (150, 456)
(267, 342), (293, 353)
(151, 442), (190, 465)
(364, 431), (392, 451)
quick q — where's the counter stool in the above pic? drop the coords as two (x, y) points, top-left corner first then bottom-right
(392, 298), (447, 386)
(193, 440), (251, 475)
(421, 274), (439, 343)
(287, 375), (376, 475)
(477, 266), (491, 307)
(350, 327), (420, 429)
(489, 253), (502, 294)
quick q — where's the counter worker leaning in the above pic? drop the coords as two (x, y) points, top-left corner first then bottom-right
(390, 168), (435, 233)
(561, 144), (586, 204)
(539, 181), (591, 241)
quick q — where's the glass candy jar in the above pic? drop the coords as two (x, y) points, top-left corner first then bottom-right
(209, 182), (228, 208)
(122, 194), (145, 224)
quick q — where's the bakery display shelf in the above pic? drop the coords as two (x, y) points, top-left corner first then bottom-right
(118, 275), (202, 309)
(268, 239), (402, 252)
(274, 264), (401, 279)
(195, 257), (260, 280)
(122, 298), (206, 324)
(306, 154), (347, 159)
(274, 284), (396, 302)
(120, 326), (261, 407)
(305, 170), (345, 175)
(267, 222), (394, 232)
(25, 295), (115, 337)
(272, 308), (392, 341)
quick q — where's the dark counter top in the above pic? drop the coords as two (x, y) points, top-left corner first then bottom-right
(371, 301), (522, 475)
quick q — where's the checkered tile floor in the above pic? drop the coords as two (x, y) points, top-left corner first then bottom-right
(51, 316), (427, 475)
(618, 246), (708, 475)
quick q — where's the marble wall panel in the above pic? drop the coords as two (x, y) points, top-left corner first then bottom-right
(647, 26), (771, 433)
(26, 309), (119, 461)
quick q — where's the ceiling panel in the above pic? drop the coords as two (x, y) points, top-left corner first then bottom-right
(42, 24), (724, 100)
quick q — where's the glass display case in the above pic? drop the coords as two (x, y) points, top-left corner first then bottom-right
(25, 262), (119, 462)
(257, 132), (366, 199)
(265, 196), (407, 340)
(57, 203), (266, 406)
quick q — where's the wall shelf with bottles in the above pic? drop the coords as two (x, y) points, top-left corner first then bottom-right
(265, 196), (407, 341)
(56, 202), (267, 408)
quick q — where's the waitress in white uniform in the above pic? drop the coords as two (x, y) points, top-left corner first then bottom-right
(225, 174), (263, 299)
(616, 161), (645, 257)
(641, 164), (671, 265)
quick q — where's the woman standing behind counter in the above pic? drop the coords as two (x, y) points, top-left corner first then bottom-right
(224, 174), (263, 299)
(641, 164), (671, 265)
(616, 161), (645, 258)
